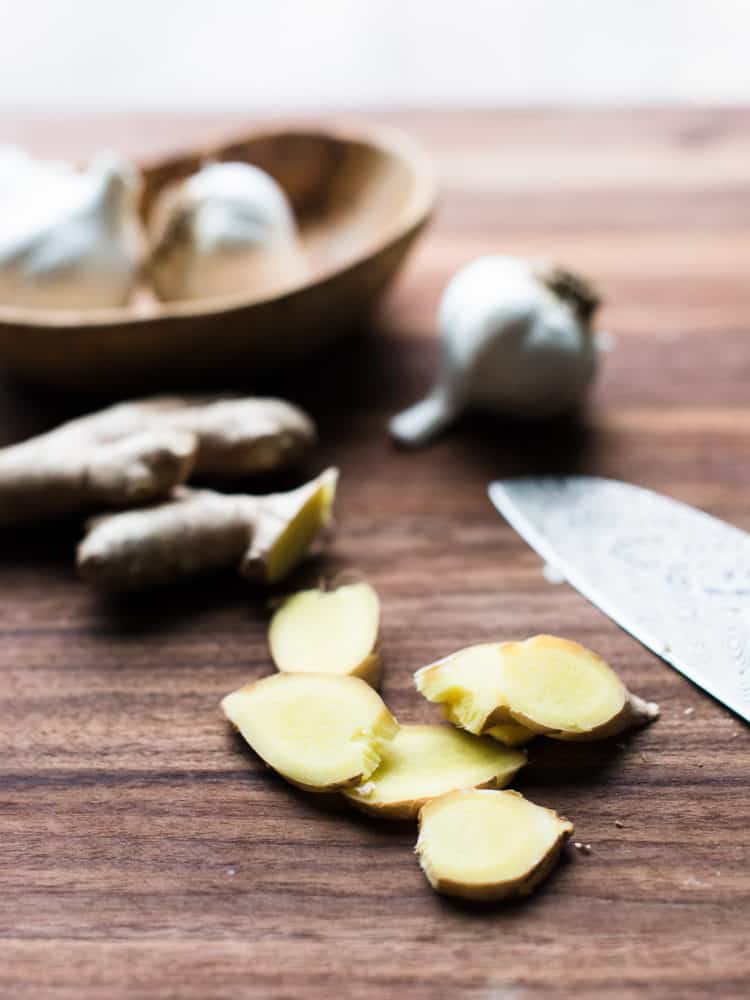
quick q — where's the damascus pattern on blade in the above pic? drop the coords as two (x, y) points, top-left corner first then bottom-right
(488, 477), (750, 722)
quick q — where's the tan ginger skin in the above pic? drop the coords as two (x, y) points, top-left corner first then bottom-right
(0, 395), (316, 524)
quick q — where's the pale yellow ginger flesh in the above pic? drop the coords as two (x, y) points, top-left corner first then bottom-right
(416, 643), (508, 735)
(0, 395), (316, 524)
(416, 635), (659, 741)
(221, 672), (399, 792)
(484, 722), (536, 748)
(440, 693), (535, 746)
(416, 788), (573, 901)
(246, 469), (338, 585)
(77, 468), (337, 590)
(343, 724), (526, 819)
(269, 581), (381, 687)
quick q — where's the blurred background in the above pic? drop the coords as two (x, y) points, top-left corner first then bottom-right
(0, 0), (748, 406)
(9, 7), (750, 580)
(1, 0), (748, 111)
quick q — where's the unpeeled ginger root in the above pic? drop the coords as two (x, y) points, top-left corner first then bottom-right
(0, 394), (316, 524)
(416, 635), (659, 742)
(77, 467), (337, 590)
(416, 788), (574, 901)
(343, 724), (526, 820)
(269, 579), (381, 687)
(222, 672), (398, 792)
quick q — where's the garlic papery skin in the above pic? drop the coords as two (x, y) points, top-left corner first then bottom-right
(148, 161), (309, 304)
(389, 255), (601, 447)
(0, 151), (145, 312)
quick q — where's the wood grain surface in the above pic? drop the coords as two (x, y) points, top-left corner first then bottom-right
(1, 109), (749, 1000)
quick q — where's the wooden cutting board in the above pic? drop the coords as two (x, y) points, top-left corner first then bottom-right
(2, 110), (749, 1000)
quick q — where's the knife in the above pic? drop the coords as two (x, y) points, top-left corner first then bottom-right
(488, 476), (750, 722)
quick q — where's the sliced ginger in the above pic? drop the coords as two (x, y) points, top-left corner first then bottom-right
(343, 724), (526, 819)
(416, 635), (659, 741)
(416, 643), (511, 735)
(440, 692), (536, 747)
(416, 788), (573, 901)
(221, 672), (398, 792)
(484, 722), (536, 748)
(269, 580), (381, 687)
(497, 635), (659, 740)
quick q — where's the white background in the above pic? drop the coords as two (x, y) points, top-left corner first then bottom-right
(0, 0), (748, 111)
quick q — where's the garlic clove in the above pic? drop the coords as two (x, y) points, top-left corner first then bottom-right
(390, 255), (601, 447)
(148, 161), (309, 303)
(388, 387), (459, 449)
(0, 150), (145, 311)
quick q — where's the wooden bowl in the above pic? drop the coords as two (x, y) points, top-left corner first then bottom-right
(0, 123), (435, 392)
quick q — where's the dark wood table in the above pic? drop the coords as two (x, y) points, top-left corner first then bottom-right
(2, 110), (749, 999)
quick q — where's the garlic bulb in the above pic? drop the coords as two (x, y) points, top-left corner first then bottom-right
(0, 148), (62, 214)
(0, 151), (145, 311)
(0, 147), (41, 195)
(390, 255), (601, 447)
(148, 161), (309, 303)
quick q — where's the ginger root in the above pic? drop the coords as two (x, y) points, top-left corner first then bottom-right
(0, 395), (316, 524)
(222, 672), (399, 792)
(343, 724), (526, 820)
(416, 788), (574, 901)
(416, 635), (659, 742)
(77, 467), (337, 590)
(269, 580), (381, 687)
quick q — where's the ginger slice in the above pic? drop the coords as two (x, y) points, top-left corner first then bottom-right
(343, 724), (526, 820)
(269, 581), (381, 687)
(416, 643), (510, 735)
(440, 696), (536, 747)
(78, 468), (337, 590)
(416, 636), (658, 741)
(416, 788), (573, 901)
(498, 636), (659, 740)
(483, 722), (536, 748)
(221, 672), (398, 792)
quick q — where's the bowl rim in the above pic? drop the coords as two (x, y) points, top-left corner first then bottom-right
(0, 119), (436, 331)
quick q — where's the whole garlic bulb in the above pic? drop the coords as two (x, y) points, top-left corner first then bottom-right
(0, 151), (145, 311)
(390, 255), (601, 447)
(148, 161), (309, 303)
(0, 147), (44, 196)
(0, 147), (70, 215)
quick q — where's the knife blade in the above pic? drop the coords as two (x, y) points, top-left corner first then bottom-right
(488, 476), (750, 722)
